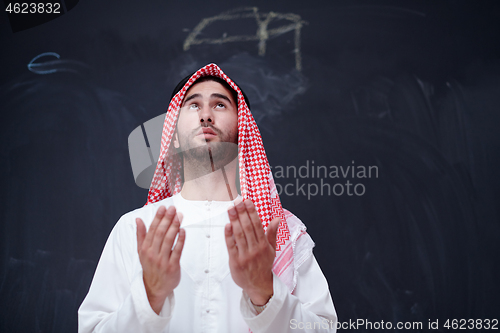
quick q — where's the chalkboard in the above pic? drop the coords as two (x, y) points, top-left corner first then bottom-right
(1, 1), (499, 332)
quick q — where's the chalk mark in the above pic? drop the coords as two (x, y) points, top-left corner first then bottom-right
(183, 7), (307, 71)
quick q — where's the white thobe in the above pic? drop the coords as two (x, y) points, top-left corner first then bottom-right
(78, 193), (337, 332)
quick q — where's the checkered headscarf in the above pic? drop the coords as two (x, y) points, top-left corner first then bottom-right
(146, 63), (311, 292)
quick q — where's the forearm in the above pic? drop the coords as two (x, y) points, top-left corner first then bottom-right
(241, 272), (337, 333)
(78, 216), (175, 333)
(78, 271), (174, 333)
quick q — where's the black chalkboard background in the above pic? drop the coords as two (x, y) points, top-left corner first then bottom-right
(1, 0), (499, 332)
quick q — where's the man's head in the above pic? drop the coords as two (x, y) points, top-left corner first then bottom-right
(172, 76), (239, 171)
(147, 64), (291, 276)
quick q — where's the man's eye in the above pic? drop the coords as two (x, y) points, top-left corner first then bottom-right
(215, 103), (225, 108)
(189, 104), (199, 109)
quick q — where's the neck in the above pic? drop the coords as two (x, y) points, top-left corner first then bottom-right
(181, 156), (239, 201)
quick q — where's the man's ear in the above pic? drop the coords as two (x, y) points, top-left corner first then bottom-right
(173, 130), (180, 149)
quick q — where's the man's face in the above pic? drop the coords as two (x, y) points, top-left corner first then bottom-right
(173, 80), (238, 167)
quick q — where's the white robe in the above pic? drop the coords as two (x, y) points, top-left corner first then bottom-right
(78, 193), (337, 332)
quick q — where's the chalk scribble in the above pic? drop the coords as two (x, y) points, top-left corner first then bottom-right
(183, 7), (307, 71)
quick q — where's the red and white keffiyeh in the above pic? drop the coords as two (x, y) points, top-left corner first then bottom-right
(145, 63), (313, 292)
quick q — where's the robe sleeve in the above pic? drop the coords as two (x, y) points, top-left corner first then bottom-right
(239, 255), (338, 332)
(78, 215), (175, 333)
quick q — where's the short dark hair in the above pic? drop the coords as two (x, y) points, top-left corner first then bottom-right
(171, 72), (251, 109)
(186, 76), (238, 107)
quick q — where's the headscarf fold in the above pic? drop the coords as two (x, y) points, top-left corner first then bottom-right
(146, 63), (312, 292)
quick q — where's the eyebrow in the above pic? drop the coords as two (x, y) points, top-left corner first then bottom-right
(183, 93), (233, 105)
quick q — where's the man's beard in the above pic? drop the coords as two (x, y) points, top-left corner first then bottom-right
(177, 125), (238, 179)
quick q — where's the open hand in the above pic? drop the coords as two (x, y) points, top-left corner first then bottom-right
(136, 205), (185, 314)
(224, 199), (281, 306)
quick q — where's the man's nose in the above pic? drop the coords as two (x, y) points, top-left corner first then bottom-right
(199, 103), (213, 124)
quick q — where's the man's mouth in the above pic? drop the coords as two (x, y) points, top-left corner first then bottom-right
(196, 127), (218, 138)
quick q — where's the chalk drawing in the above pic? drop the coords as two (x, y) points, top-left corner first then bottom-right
(183, 7), (307, 71)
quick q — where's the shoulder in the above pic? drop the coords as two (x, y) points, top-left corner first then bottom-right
(281, 207), (316, 267)
(281, 208), (308, 237)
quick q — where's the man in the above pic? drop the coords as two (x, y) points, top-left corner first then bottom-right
(78, 63), (337, 332)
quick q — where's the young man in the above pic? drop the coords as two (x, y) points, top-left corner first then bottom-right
(78, 63), (337, 332)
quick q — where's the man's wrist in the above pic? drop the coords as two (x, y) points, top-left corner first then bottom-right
(250, 294), (273, 314)
(146, 288), (173, 315)
(249, 291), (273, 306)
(246, 271), (274, 305)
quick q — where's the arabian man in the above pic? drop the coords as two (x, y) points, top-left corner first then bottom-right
(78, 63), (337, 332)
